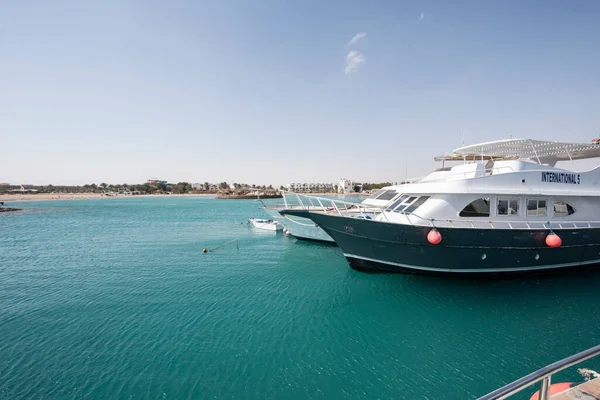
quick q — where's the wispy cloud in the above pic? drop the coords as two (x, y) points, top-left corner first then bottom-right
(418, 12), (425, 21)
(347, 32), (366, 47)
(344, 51), (365, 74)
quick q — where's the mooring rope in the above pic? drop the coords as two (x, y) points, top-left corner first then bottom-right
(202, 238), (239, 253)
(578, 368), (600, 381)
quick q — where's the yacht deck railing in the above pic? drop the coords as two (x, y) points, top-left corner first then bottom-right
(408, 213), (600, 230)
(477, 343), (600, 400)
(280, 192), (600, 231)
(281, 191), (391, 221)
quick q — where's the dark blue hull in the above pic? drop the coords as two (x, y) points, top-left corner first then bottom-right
(282, 210), (600, 276)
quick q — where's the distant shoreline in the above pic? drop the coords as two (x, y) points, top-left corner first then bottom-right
(0, 191), (367, 203)
(0, 193), (215, 202)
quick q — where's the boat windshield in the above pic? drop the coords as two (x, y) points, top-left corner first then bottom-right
(375, 190), (398, 201)
(386, 195), (430, 215)
(366, 189), (398, 201)
(366, 189), (385, 199)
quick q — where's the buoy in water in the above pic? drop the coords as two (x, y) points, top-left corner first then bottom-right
(546, 232), (562, 248)
(427, 229), (442, 245)
(530, 382), (575, 400)
(202, 248), (208, 253)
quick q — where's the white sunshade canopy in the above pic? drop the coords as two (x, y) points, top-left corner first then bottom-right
(435, 138), (600, 162)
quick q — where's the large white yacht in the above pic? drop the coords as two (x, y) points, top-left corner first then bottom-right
(281, 139), (600, 276)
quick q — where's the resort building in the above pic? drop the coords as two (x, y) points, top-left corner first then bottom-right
(10, 185), (38, 193)
(286, 182), (334, 193)
(338, 179), (362, 193)
(191, 183), (219, 191)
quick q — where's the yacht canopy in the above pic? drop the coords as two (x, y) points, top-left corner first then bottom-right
(435, 139), (600, 162)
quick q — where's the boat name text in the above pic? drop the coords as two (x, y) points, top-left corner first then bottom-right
(541, 172), (580, 184)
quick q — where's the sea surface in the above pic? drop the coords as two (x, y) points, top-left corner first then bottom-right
(1, 196), (600, 400)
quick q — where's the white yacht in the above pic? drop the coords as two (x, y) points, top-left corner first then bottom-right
(281, 139), (600, 276)
(262, 187), (404, 243)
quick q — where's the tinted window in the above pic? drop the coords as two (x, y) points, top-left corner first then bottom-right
(539, 200), (547, 215)
(527, 200), (536, 216)
(386, 195), (407, 211)
(367, 189), (384, 200)
(509, 200), (519, 215)
(527, 199), (547, 216)
(376, 190), (398, 201)
(460, 198), (490, 217)
(404, 196), (430, 214)
(554, 200), (575, 217)
(394, 197), (417, 213)
(497, 199), (508, 216)
(497, 198), (519, 216)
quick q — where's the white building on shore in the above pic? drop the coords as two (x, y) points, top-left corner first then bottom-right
(286, 182), (334, 193)
(192, 183), (219, 191)
(338, 179), (362, 193)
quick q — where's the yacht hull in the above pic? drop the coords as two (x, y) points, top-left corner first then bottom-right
(285, 211), (600, 276)
(262, 208), (335, 243)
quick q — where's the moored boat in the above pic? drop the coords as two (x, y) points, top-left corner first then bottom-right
(248, 218), (283, 231)
(282, 139), (600, 276)
(263, 205), (336, 242)
(262, 187), (404, 243)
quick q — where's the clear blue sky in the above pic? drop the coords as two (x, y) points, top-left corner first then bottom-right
(2, 1), (600, 185)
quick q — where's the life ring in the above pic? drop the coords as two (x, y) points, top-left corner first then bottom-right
(529, 382), (576, 400)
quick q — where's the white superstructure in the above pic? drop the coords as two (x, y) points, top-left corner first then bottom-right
(374, 139), (600, 227)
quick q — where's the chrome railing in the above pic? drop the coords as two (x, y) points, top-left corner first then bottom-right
(280, 192), (600, 231)
(408, 213), (600, 230)
(280, 191), (390, 221)
(477, 344), (600, 400)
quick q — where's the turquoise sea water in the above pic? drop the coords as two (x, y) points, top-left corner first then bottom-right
(1, 196), (600, 399)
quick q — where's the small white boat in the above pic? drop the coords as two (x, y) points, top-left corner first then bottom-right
(248, 218), (283, 231)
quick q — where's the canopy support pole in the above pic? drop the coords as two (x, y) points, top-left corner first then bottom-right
(566, 146), (577, 172)
(529, 140), (542, 164)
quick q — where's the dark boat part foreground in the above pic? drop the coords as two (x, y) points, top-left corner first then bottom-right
(281, 209), (600, 277)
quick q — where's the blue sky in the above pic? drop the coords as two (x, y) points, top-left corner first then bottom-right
(2, 1), (600, 185)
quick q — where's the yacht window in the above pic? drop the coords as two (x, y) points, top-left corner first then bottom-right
(366, 189), (384, 200)
(459, 198), (490, 217)
(403, 196), (430, 214)
(386, 195), (421, 213)
(527, 199), (547, 216)
(553, 200), (575, 217)
(393, 197), (417, 213)
(376, 190), (398, 201)
(497, 198), (519, 216)
(385, 195), (407, 211)
(393, 196), (425, 214)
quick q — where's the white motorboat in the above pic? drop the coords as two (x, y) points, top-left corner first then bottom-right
(248, 218), (283, 231)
